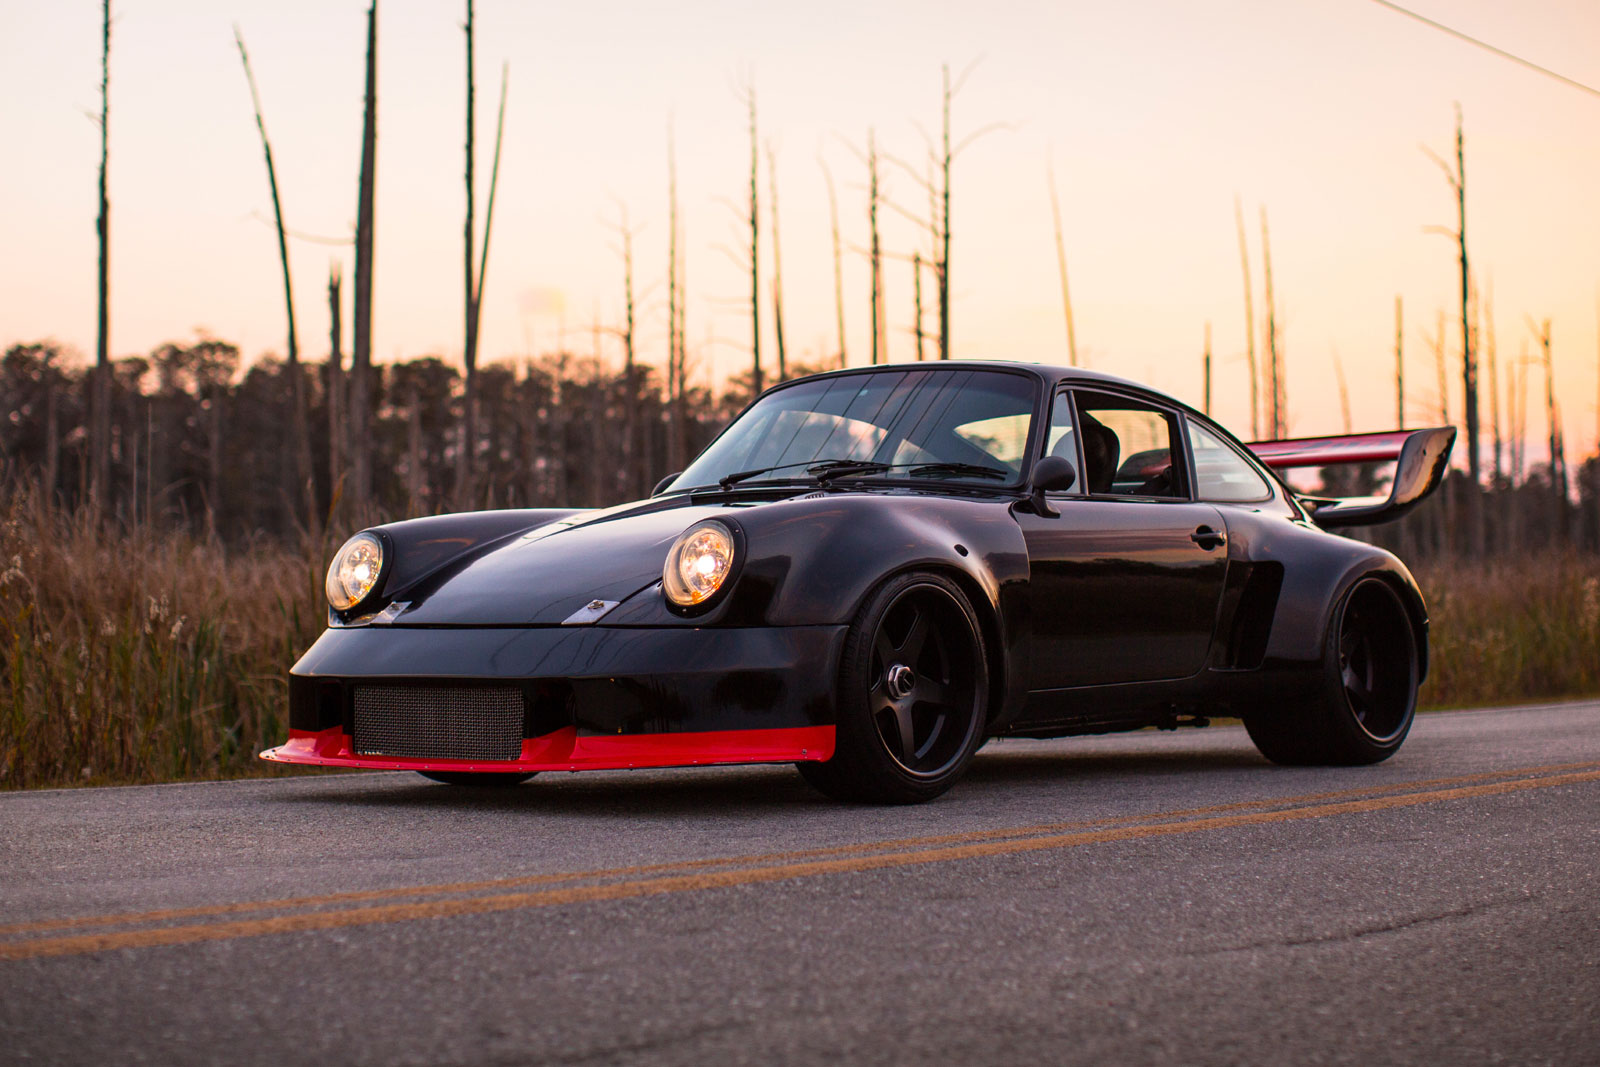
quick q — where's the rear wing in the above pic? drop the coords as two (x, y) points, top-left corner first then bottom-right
(1246, 427), (1457, 528)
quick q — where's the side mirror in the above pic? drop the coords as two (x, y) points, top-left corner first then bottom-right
(1027, 456), (1077, 518)
(652, 472), (683, 496)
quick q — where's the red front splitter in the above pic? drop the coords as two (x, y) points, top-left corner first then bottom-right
(260, 724), (836, 774)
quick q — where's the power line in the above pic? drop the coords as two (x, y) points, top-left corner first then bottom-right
(1365, 0), (1600, 100)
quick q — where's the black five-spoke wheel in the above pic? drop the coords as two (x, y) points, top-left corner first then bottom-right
(800, 571), (988, 803)
(1245, 575), (1419, 765)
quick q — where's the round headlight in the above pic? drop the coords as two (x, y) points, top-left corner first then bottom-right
(663, 521), (736, 607)
(325, 532), (385, 611)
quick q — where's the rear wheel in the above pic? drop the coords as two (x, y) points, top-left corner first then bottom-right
(799, 572), (988, 804)
(1245, 576), (1418, 765)
(417, 771), (537, 787)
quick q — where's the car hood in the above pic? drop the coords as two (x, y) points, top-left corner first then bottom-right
(390, 498), (738, 626)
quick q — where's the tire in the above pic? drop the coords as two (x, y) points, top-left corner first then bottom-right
(1245, 576), (1419, 766)
(416, 771), (537, 787)
(799, 571), (989, 804)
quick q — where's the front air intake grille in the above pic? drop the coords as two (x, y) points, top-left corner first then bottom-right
(352, 685), (524, 760)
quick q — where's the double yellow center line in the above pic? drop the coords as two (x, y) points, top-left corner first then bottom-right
(4, 761), (1597, 962)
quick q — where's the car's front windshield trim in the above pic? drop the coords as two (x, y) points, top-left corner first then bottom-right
(666, 367), (1044, 495)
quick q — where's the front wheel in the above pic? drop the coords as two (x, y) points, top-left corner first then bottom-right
(1245, 576), (1419, 766)
(799, 572), (988, 804)
(417, 771), (537, 787)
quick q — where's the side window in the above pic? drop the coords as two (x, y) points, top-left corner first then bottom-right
(1188, 420), (1274, 502)
(1074, 392), (1185, 498)
(1041, 391), (1081, 494)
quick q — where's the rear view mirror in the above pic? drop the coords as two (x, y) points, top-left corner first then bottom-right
(1027, 456), (1077, 517)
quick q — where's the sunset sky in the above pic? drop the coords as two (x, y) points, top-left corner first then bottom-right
(4, 0), (1597, 462)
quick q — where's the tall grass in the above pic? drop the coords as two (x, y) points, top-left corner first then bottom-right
(0, 490), (324, 789)
(1415, 553), (1600, 709)
(0, 488), (1595, 790)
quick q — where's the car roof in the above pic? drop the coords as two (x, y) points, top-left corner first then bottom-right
(774, 360), (1208, 420)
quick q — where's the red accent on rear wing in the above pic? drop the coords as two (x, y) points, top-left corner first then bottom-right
(1245, 427), (1457, 528)
(1246, 430), (1414, 469)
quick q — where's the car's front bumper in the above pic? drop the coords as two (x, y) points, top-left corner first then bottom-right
(261, 723), (835, 773)
(261, 623), (847, 773)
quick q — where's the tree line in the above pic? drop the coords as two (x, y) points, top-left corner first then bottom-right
(0, 335), (1593, 556)
(0, 338), (829, 541)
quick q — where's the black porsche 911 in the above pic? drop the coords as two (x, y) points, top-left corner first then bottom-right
(263, 361), (1455, 803)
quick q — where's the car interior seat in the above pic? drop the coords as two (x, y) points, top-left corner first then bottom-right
(1079, 412), (1120, 494)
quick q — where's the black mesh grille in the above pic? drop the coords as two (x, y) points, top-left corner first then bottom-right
(352, 685), (524, 760)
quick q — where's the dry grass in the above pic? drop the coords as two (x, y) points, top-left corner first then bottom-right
(1415, 553), (1600, 710)
(0, 491), (325, 789)
(1, 488), (1594, 790)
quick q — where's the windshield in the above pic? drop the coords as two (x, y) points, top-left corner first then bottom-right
(669, 368), (1039, 491)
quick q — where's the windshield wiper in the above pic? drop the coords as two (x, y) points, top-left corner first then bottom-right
(818, 461), (1011, 483)
(812, 461), (892, 483)
(717, 458), (882, 490)
(906, 462), (1010, 480)
(717, 458), (1009, 490)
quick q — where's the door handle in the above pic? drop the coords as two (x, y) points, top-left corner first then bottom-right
(1190, 525), (1226, 550)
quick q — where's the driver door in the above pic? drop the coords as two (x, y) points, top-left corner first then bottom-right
(1014, 388), (1229, 690)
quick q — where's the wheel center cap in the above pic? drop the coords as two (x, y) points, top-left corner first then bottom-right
(887, 664), (917, 700)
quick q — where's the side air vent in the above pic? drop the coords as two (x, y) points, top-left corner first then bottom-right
(1220, 562), (1284, 670)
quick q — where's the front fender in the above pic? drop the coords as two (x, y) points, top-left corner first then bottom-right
(604, 492), (1033, 724)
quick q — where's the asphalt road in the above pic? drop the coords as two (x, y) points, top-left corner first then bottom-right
(2, 702), (1598, 1066)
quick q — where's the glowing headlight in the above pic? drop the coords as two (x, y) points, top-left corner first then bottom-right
(663, 521), (736, 607)
(325, 532), (385, 611)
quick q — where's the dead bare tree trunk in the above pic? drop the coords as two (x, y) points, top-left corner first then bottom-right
(613, 206), (638, 497)
(327, 264), (344, 504)
(1432, 311), (1451, 425)
(820, 157), (847, 369)
(349, 1), (379, 515)
(458, 0), (476, 509)
(913, 253), (926, 361)
(1532, 317), (1564, 538)
(1047, 159), (1078, 366)
(1486, 283), (1502, 484)
(1431, 311), (1453, 555)
(407, 384), (423, 515)
(589, 317), (605, 507)
(868, 129), (884, 365)
(1511, 342), (1527, 485)
(235, 26), (312, 522)
(1395, 296), (1405, 428)
(666, 124), (683, 471)
(1425, 106), (1481, 554)
(1234, 197), (1259, 440)
(746, 87), (761, 396)
(675, 241), (688, 470)
(767, 144), (786, 382)
(937, 65), (951, 359)
(93, 0), (112, 513)
(1260, 207), (1284, 439)
(1456, 109), (1481, 553)
(461, 62), (507, 507)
